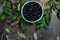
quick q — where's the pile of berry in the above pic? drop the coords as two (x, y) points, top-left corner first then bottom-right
(23, 2), (42, 21)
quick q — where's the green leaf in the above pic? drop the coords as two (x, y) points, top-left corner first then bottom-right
(11, 15), (19, 23)
(11, 8), (17, 14)
(44, 9), (51, 25)
(47, 0), (56, 10)
(36, 23), (44, 30)
(14, 2), (21, 12)
(45, 13), (51, 25)
(33, 32), (38, 40)
(57, 12), (60, 19)
(47, 0), (54, 6)
(3, 7), (9, 14)
(5, 28), (10, 33)
(44, 23), (48, 30)
(44, 9), (49, 14)
(0, 0), (3, 3)
(44, 9), (51, 29)
(56, 5), (60, 10)
(17, 4), (20, 11)
(51, 3), (56, 11)
(3, 7), (12, 16)
(15, 2), (19, 6)
(19, 20), (27, 33)
(0, 14), (7, 21)
(5, 2), (11, 8)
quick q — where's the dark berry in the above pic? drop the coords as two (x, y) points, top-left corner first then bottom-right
(23, 2), (42, 21)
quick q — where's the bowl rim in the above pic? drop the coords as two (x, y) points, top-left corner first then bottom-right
(21, 1), (44, 23)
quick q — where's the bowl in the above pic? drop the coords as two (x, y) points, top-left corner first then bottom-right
(21, 1), (44, 23)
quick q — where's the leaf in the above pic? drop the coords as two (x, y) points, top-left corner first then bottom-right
(19, 20), (27, 33)
(0, 0), (3, 3)
(56, 5), (60, 10)
(0, 14), (7, 22)
(51, 3), (56, 11)
(11, 8), (17, 14)
(33, 32), (38, 40)
(47, 0), (56, 10)
(5, 2), (11, 8)
(44, 9), (51, 29)
(45, 13), (51, 25)
(5, 28), (10, 33)
(47, 0), (54, 6)
(44, 9), (49, 14)
(17, 4), (20, 11)
(10, 15), (19, 23)
(3, 7), (9, 14)
(3, 7), (12, 16)
(44, 9), (51, 24)
(43, 22), (48, 30)
(36, 23), (44, 30)
(15, 2), (19, 6)
(57, 12), (60, 19)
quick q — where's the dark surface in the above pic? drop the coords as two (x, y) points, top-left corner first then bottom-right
(0, 21), (5, 40)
